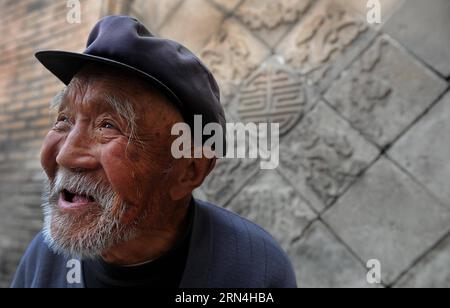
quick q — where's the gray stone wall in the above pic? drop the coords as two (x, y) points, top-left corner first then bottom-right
(161, 0), (450, 288)
(1, 0), (450, 287)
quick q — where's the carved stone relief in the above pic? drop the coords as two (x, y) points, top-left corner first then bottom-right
(279, 102), (379, 211)
(209, 0), (242, 12)
(277, 0), (376, 93)
(130, 0), (183, 31)
(226, 170), (316, 251)
(235, 0), (313, 46)
(200, 18), (271, 103)
(201, 157), (260, 206)
(325, 36), (447, 147)
(228, 57), (318, 136)
(327, 39), (392, 144)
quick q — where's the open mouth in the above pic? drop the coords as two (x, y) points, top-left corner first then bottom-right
(58, 189), (97, 210)
(62, 189), (96, 203)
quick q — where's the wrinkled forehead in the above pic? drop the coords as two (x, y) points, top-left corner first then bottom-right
(54, 65), (140, 105)
(54, 88), (134, 123)
(64, 66), (145, 104)
(52, 65), (184, 127)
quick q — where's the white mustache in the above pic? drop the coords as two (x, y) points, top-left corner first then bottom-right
(48, 168), (116, 210)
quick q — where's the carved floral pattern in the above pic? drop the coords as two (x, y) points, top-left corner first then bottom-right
(227, 172), (316, 250)
(236, 0), (313, 30)
(332, 39), (393, 141)
(202, 157), (259, 206)
(200, 24), (269, 101)
(283, 3), (368, 75)
(281, 107), (368, 206)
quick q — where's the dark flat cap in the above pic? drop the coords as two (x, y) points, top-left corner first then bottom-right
(36, 15), (226, 155)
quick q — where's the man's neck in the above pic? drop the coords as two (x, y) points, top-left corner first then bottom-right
(100, 198), (192, 266)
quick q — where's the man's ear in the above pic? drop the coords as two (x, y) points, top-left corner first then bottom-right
(169, 151), (216, 201)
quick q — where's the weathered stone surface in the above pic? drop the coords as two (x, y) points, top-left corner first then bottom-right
(279, 101), (379, 212)
(334, 0), (404, 25)
(323, 157), (450, 284)
(158, 0), (225, 53)
(326, 35), (447, 147)
(199, 17), (271, 103)
(227, 56), (319, 136)
(389, 92), (450, 205)
(209, 0), (242, 12)
(201, 157), (260, 206)
(384, 0), (450, 77)
(226, 170), (316, 251)
(235, 0), (314, 47)
(130, 0), (183, 31)
(277, 0), (376, 93)
(396, 234), (450, 288)
(288, 222), (374, 288)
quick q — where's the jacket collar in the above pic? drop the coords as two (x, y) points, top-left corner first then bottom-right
(179, 199), (214, 287)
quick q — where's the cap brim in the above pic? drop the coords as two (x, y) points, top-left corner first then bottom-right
(35, 50), (182, 107)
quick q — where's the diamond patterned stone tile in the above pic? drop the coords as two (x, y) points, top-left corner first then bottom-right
(201, 157), (260, 207)
(384, 0), (450, 77)
(209, 0), (242, 12)
(323, 157), (450, 284)
(287, 222), (375, 288)
(226, 170), (316, 251)
(226, 56), (320, 137)
(334, 0), (405, 26)
(276, 0), (377, 94)
(199, 17), (271, 104)
(279, 101), (380, 212)
(158, 0), (225, 53)
(131, 0), (183, 31)
(235, 0), (314, 47)
(326, 35), (447, 148)
(389, 92), (450, 206)
(395, 233), (450, 288)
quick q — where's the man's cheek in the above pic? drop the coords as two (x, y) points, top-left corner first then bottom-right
(101, 141), (163, 196)
(40, 132), (63, 179)
(101, 153), (145, 202)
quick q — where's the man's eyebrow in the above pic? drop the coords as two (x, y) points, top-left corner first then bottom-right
(103, 93), (137, 134)
(50, 89), (135, 122)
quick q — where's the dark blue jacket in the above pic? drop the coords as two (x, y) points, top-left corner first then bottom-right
(11, 199), (297, 288)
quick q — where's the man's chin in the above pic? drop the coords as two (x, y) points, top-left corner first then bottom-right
(42, 211), (132, 259)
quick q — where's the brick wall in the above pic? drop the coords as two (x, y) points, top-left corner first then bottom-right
(0, 0), (102, 287)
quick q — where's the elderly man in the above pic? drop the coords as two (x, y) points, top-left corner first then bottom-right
(11, 16), (296, 288)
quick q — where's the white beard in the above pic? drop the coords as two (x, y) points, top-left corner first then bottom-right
(41, 168), (146, 259)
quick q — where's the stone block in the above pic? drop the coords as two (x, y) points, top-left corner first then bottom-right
(326, 36), (447, 147)
(384, 0), (450, 77)
(226, 170), (317, 251)
(288, 222), (373, 288)
(279, 101), (379, 212)
(323, 157), (450, 284)
(389, 92), (450, 205)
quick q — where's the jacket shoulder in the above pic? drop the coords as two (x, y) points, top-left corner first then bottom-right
(195, 199), (297, 288)
(11, 231), (68, 288)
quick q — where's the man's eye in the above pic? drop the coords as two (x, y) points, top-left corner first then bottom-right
(102, 122), (116, 129)
(56, 115), (69, 125)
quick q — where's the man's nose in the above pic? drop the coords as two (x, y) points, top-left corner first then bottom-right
(56, 123), (100, 171)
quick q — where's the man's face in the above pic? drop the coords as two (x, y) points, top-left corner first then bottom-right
(40, 67), (183, 258)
